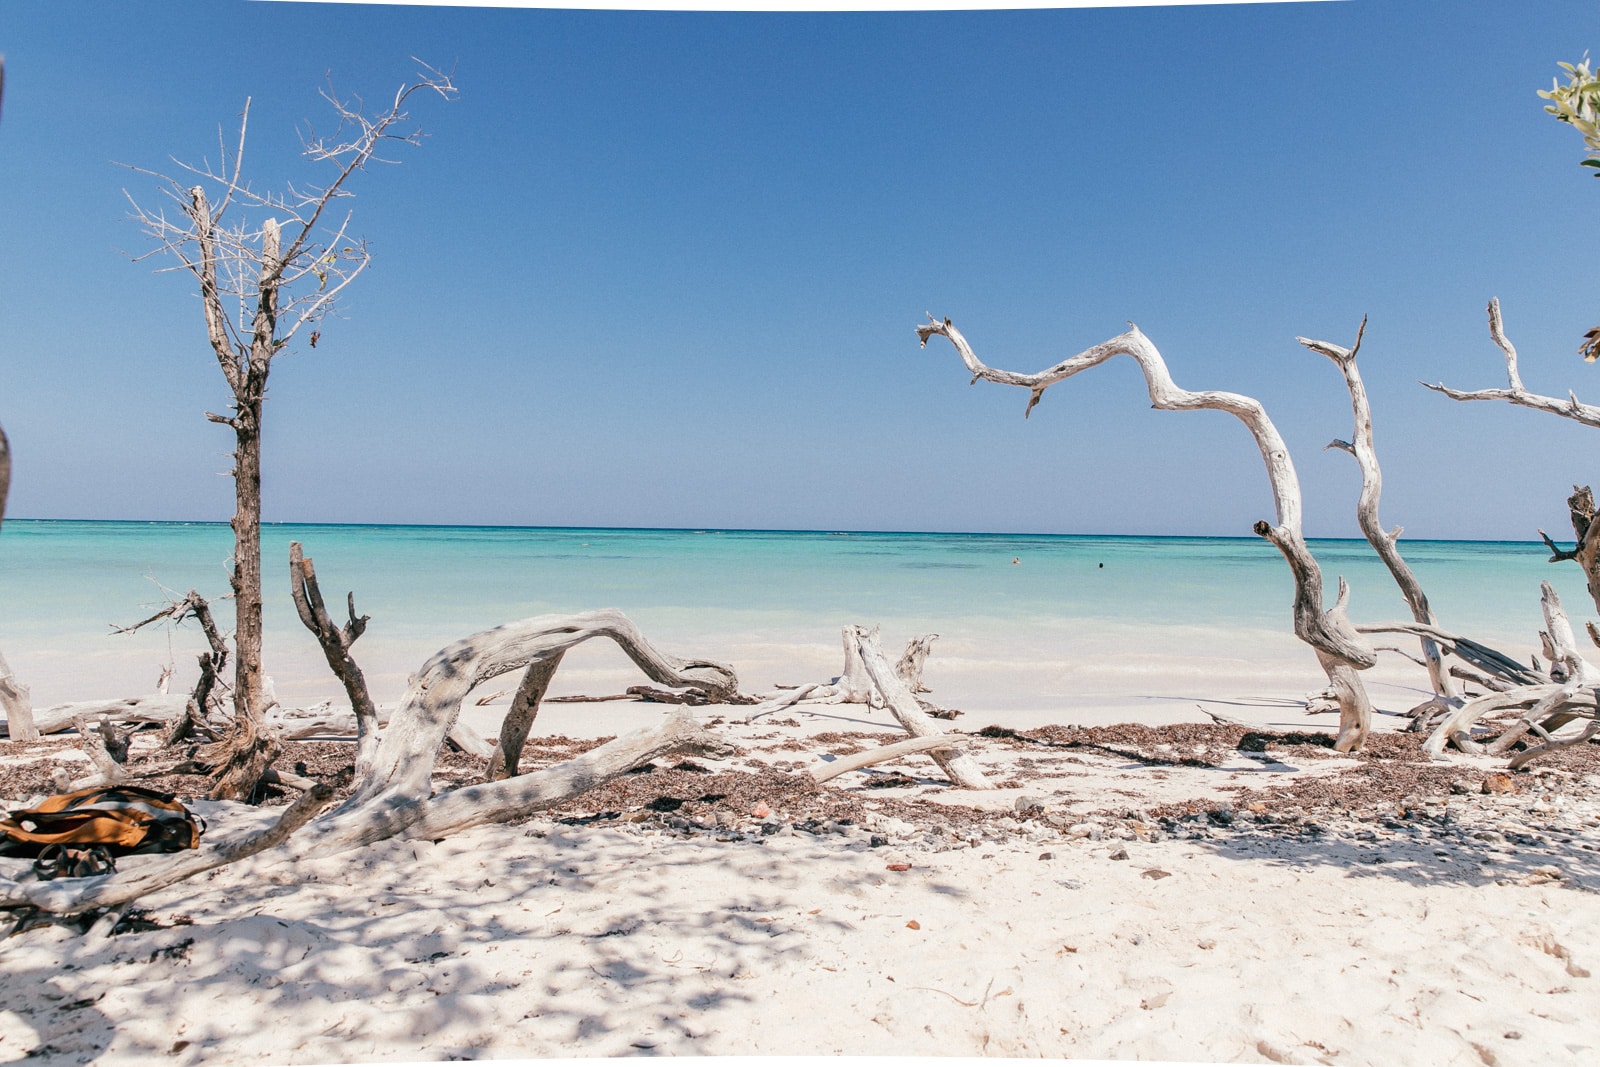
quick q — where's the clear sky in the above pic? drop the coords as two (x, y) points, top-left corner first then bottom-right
(1, 0), (1597, 538)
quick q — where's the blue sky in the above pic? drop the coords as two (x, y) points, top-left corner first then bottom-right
(1, 0), (1597, 538)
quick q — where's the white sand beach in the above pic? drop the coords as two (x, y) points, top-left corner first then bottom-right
(2, 661), (1597, 1067)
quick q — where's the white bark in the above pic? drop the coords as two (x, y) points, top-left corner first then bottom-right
(849, 625), (993, 789)
(1422, 584), (1600, 761)
(895, 633), (939, 693)
(1302, 324), (1458, 707)
(752, 628), (940, 714)
(353, 608), (738, 805)
(809, 734), (960, 784)
(1426, 299), (1600, 428)
(0, 649), (37, 742)
(919, 315), (1378, 750)
(2, 610), (739, 916)
(22, 694), (190, 737)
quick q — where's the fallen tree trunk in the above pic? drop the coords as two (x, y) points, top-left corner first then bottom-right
(1, 610), (741, 917)
(18, 694), (191, 737)
(920, 315), (1378, 751)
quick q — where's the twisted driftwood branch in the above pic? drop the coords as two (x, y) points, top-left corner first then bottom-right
(1424, 298), (1600, 428)
(2, 610), (740, 916)
(1302, 321), (1457, 710)
(1421, 583), (1600, 762)
(919, 315), (1377, 751)
(352, 608), (738, 805)
(809, 734), (960, 784)
(289, 542), (379, 779)
(848, 625), (992, 789)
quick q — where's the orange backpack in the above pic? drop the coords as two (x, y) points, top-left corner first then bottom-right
(0, 784), (204, 859)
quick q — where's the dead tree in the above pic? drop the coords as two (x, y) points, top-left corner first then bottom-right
(120, 64), (456, 799)
(919, 315), (1379, 751)
(1301, 321), (1460, 719)
(0, 610), (740, 917)
(288, 542), (379, 779)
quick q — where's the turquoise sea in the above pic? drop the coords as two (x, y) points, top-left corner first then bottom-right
(1, 521), (1592, 714)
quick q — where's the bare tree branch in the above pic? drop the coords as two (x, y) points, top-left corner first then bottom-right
(1425, 299), (1600, 428)
(919, 314), (1377, 750)
(1301, 319), (1458, 706)
(289, 541), (378, 778)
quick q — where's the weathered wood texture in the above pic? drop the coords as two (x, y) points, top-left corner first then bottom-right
(352, 608), (738, 805)
(919, 315), (1377, 751)
(849, 625), (993, 789)
(1538, 486), (1600, 625)
(1420, 583), (1600, 763)
(288, 542), (379, 778)
(752, 627), (941, 714)
(0, 649), (37, 742)
(1426, 299), (1600, 428)
(2, 610), (740, 915)
(809, 733), (960, 784)
(1302, 324), (1458, 707)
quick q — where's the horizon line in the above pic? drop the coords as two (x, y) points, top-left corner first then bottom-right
(0, 516), (1547, 546)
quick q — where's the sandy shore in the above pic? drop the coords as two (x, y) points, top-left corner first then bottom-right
(2, 680), (1598, 1066)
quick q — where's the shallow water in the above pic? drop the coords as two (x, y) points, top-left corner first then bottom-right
(0, 520), (1589, 713)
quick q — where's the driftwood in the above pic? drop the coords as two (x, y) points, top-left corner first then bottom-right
(114, 589), (230, 747)
(19, 695), (191, 738)
(354, 608), (737, 802)
(1427, 300), (1600, 627)
(920, 315), (1378, 751)
(1418, 584), (1600, 763)
(1302, 322), (1458, 714)
(848, 625), (992, 790)
(0, 649), (36, 743)
(809, 734), (960, 784)
(1425, 299), (1600, 429)
(0, 610), (740, 917)
(288, 542), (379, 778)
(752, 626), (953, 716)
(1537, 486), (1600, 627)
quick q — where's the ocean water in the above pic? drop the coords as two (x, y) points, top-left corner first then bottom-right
(0, 520), (1592, 715)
